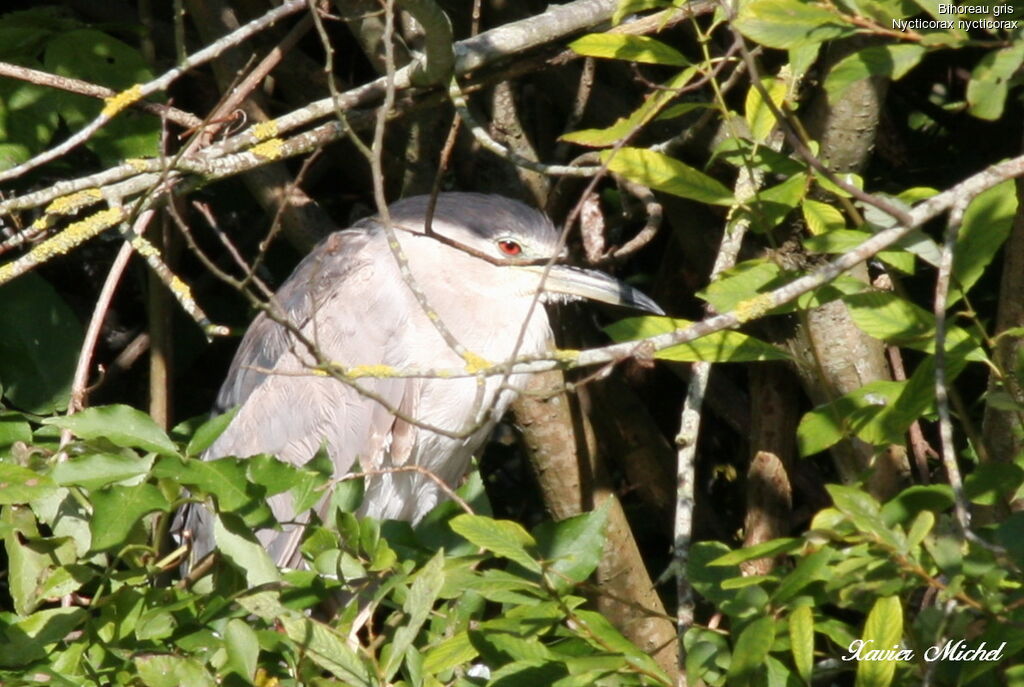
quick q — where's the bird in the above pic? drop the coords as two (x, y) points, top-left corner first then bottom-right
(178, 192), (662, 571)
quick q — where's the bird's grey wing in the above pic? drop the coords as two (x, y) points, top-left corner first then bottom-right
(183, 228), (417, 568)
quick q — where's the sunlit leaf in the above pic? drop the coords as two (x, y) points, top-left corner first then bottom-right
(90, 483), (170, 551)
(605, 315), (788, 362)
(855, 596), (903, 687)
(790, 605), (815, 685)
(734, 0), (855, 48)
(44, 404), (178, 457)
(451, 514), (541, 572)
(213, 511), (281, 586)
(952, 179), (1017, 303)
(825, 45), (925, 103)
(967, 42), (1024, 120)
(728, 616), (775, 680)
(602, 147), (733, 205)
(570, 33), (688, 65)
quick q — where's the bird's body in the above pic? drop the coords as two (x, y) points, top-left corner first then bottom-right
(180, 193), (660, 571)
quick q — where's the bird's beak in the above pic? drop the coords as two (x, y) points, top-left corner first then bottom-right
(520, 264), (665, 315)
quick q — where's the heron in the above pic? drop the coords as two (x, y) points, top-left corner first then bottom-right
(179, 192), (662, 571)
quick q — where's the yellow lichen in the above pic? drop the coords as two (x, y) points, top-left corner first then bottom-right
(45, 208), (124, 256)
(126, 158), (151, 173)
(45, 188), (103, 216)
(346, 364), (398, 379)
(249, 138), (284, 160)
(0, 207), (124, 284)
(553, 348), (581, 362)
(734, 294), (775, 323)
(167, 274), (195, 301)
(101, 84), (144, 117)
(462, 351), (491, 374)
(129, 235), (160, 258)
(251, 121), (279, 141)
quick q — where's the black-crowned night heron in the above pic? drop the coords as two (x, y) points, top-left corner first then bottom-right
(180, 192), (661, 570)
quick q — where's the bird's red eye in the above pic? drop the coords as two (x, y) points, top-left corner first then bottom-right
(498, 239), (522, 256)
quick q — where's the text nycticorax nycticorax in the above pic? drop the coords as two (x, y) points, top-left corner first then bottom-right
(180, 193), (661, 569)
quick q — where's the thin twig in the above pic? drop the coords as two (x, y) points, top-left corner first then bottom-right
(934, 200), (971, 533)
(67, 233), (139, 413)
(0, 61), (202, 129)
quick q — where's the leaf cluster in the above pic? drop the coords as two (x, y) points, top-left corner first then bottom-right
(0, 405), (668, 687)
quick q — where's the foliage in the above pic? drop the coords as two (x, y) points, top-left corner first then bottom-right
(0, 407), (668, 686)
(685, 482), (1024, 686)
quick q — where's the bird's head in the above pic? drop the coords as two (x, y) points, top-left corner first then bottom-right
(376, 192), (664, 316)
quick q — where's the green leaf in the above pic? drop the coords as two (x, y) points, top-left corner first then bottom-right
(0, 606), (87, 667)
(51, 452), (154, 490)
(844, 291), (985, 361)
(745, 76), (788, 142)
(0, 412), (32, 453)
(741, 173), (808, 232)
(224, 617), (260, 681)
(134, 654), (217, 687)
(574, 608), (670, 680)
(789, 606), (814, 685)
(153, 456), (267, 520)
(0, 272), (83, 413)
(44, 29), (160, 164)
(602, 147), (734, 205)
(423, 631), (478, 674)
(213, 511), (281, 586)
(772, 549), (831, 603)
(855, 596), (903, 687)
(184, 408), (236, 457)
(90, 483), (170, 551)
(825, 45), (925, 103)
(0, 73), (60, 170)
(685, 628), (731, 685)
(802, 198), (846, 235)
(569, 33), (689, 65)
(384, 550), (445, 679)
(470, 630), (554, 664)
(728, 615), (776, 679)
(0, 461), (56, 504)
(699, 259), (783, 313)
(967, 42), (1024, 120)
(450, 514), (541, 572)
(797, 380), (906, 454)
(952, 179), (1017, 303)
(734, 0), (855, 49)
(690, 541), (740, 604)
(3, 503), (50, 615)
(880, 485), (954, 524)
(331, 470), (366, 514)
(533, 500), (609, 592)
(290, 445), (335, 513)
(906, 510), (935, 551)
(562, 68), (696, 147)
(44, 404), (178, 457)
(709, 538), (802, 566)
(279, 614), (374, 686)
(605, 315), (788, 362)
(995, 513), (1024, 568)
(613, 0), (679, 24)
(964, 462), (1024, 506)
